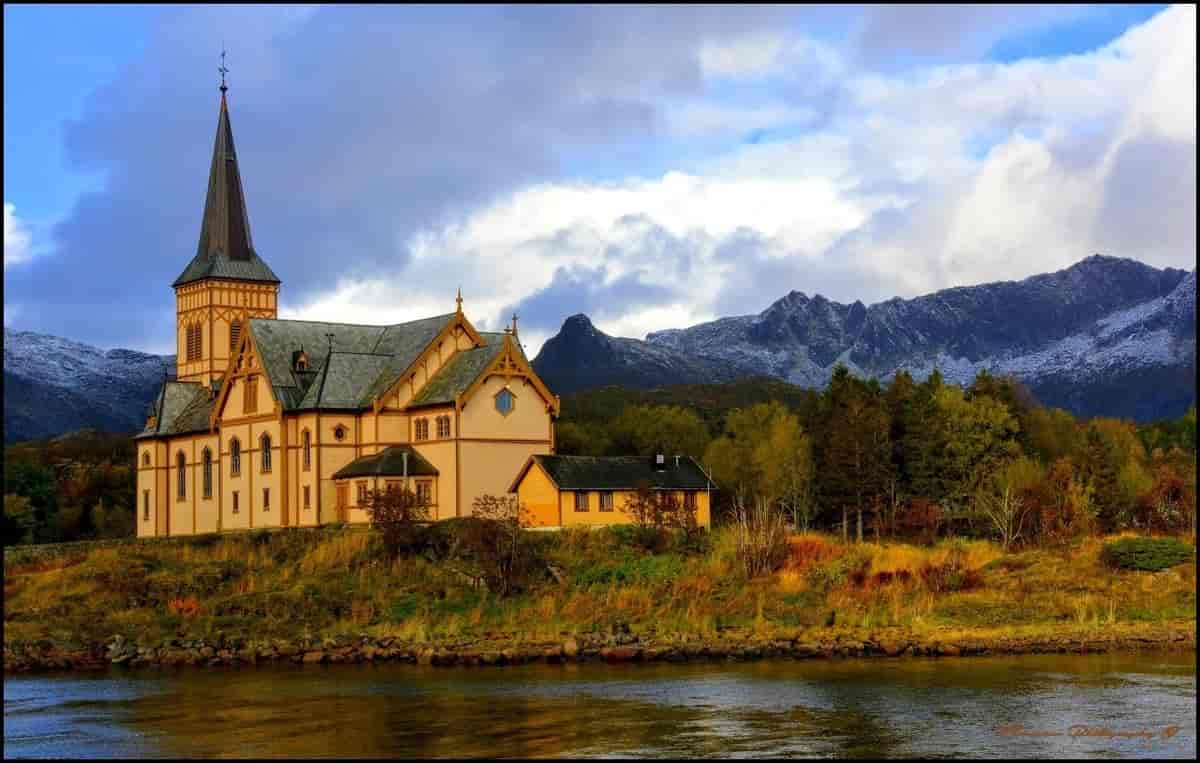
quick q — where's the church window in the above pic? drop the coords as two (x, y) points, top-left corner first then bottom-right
(302, 430), (312, 471)
(142, 451), (150, 467)
(176, 452), (187, 500)
(495, 388), (515, 416)
(260, 433), (272, 472)
(244, 375), (258, 413)
(415, 418), (429, 441)
(263, 488), (270, 512)
(202, 448), (213, 499)
(436, 415), (451, 439)
(230, 438), (241, 477)
(303, 486), (311, 509)
(232, 491), (240, 514)
(356, 481), (369, 505)
(230, 320), (242, 352)
(143, 491), (150, 521)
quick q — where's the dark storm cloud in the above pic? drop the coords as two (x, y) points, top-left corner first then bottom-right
(508, 264), (675, 335)
(6, 4), (791, 349)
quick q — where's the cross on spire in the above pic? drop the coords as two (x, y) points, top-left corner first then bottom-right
(218, 47), (229, 94)
(455, 287), (463, 314)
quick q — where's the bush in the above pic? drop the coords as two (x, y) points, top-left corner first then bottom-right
(1099, 537), (1194, 571)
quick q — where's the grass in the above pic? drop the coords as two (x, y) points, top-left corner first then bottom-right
(3, 526), (1195, 650)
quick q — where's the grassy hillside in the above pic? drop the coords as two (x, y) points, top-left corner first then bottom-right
(5, 526), (1194, 664)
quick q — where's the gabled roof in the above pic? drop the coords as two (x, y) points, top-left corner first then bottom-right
(173, 93), (279, 288)
(333, 445), (439, 480)
(408, 332), (508, 407)
(511, 454), (714, 492)
(135, 381), (215, 440)
(247, 314), (454, 411)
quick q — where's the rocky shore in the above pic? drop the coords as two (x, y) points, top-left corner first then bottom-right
(5, 622), (1194, 674)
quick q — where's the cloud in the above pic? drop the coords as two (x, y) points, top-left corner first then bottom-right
(6, 5), (1195, 358)
(4, 203), (34, 268)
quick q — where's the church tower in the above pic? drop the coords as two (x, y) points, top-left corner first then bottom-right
(172, 72), (280, 388)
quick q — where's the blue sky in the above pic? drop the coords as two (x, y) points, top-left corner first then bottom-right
(3, 4), (1192, 355)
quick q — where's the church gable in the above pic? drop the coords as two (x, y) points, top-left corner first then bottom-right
(211, 327), (277, 425)
(458, 332), (559, 415)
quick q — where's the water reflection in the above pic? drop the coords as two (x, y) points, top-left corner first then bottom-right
(4, 653), (1194, 758)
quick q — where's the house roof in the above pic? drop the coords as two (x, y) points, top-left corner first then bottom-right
(247, 314), (453, 411)
(408, 332), (510, 407)
(173, 92), (279, 288)
(333, 445), (440, 479)
(135, 381), (215, 440)
(513, 454), (714, 492)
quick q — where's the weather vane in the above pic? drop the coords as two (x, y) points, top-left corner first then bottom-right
(218, 47), (229, 94)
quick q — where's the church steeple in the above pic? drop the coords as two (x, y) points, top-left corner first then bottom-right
(172, 69), (279, 287)
(171, 57), (280, 387)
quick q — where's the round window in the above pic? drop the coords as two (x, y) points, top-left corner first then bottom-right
(334, 424), (347, 441)
(495, 388), (515, 416)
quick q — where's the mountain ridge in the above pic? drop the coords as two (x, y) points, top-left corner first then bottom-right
(534, 255), (1196, 421)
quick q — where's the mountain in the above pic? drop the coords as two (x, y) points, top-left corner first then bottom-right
(533, 256), (1197, 421)
(3, 329), (174, 443)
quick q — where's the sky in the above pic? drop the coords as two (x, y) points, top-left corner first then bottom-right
(3, 4), (1194, 357)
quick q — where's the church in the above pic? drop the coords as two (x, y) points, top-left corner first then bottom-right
(134, 82), (560, 537)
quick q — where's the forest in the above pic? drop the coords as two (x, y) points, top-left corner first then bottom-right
(3, 369), (1196, 549)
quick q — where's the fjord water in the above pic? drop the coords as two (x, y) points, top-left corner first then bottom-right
(4, 652), (1195, 758)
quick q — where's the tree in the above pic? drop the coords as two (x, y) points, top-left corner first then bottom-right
(732, 495), (788, 579)
(363, 485), (430, 560)
(461, 494), (541, 597)
(935, 385), (1021, 531)
(975, 456), (1042, 549)
(756, 413), (815, 531)
(3, 495), (36, 546)
(818, 366), (892, 541)
(610, 404), (710, 460)
(1029, 457), (1095, 547)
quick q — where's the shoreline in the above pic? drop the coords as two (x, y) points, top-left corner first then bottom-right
(5, 621), (1194, 675)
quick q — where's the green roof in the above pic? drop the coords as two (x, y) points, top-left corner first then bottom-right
(333, 446), (439, 479)
(521, 455), (714, 491)
(248, 314), (453, 411)
(135, 382), (214, 440)
(408, 332), (509, 407)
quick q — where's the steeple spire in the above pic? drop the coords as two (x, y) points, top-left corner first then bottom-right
(171, 52), (279, 288)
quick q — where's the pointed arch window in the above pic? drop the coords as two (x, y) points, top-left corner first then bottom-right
(302, 430), (312, 471)
(260, 433), (272, 473)
(176, 451), (187, 500)
(230, 438), (241, 477)
(230, 319), (242, 352)
(202, 447), (213, 499)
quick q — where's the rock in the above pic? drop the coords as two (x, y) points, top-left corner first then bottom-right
(199, 646), (215, 659)
(879, 640), (905, 657)
(543, 646), (564, 663)
(938, 644), (961, 657)
(417, 648), (436, 666)
(601, 646), (640, 663)
(562, 639), (579, 659)
(302, 651), (326, 664)
(362, 646), (377, 661)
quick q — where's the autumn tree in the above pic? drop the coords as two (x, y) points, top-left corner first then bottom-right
(363, 485), (430, 560)
(975, 456), (1042, 549)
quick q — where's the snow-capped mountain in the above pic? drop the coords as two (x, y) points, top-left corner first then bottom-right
(3, 329), (174, 443)
(534, 256), (1196, 421)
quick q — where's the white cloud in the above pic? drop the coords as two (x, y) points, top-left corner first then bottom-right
(276, 6), (1197, 356)
(4, 203), (34, 268)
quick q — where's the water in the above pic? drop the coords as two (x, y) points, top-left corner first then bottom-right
(4, 652), (1195, 758)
